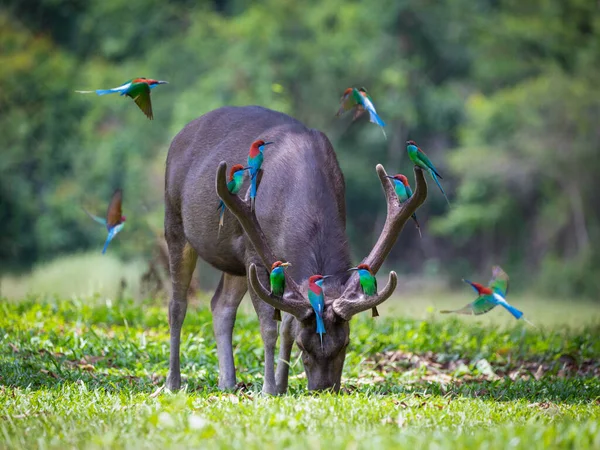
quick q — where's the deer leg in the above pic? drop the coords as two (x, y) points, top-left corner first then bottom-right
(275, 313), (295, 394)
(165, 236), (197, 391)
(248, 265), (279, 395)
(211, 273), (247, 390)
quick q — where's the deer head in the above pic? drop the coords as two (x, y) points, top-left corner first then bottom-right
(216, 162), (427, 391)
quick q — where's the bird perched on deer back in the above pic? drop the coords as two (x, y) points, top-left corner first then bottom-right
(76, 77), (168, 119)
(406, 140), (450, 206)
(83, 189), (126, 254)
(336, 87), (386, 138)
(308, 274), (331, 350)
(385, 174), (422, 238)
(217, 164), (249, 235)
(246, 140), (273, 211)
(348, 263), (379, 317)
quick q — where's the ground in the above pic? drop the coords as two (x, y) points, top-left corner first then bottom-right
(1, 293), (599, 449)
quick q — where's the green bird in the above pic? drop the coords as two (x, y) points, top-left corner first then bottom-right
(269, 261), (291, 297)
(348, 263), (379, 317)
(406, 140), (450, 206)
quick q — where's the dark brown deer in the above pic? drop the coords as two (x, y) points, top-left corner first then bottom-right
(164, 106), (427, 393)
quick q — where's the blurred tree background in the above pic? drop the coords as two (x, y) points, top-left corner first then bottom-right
(1, 0), (598, 298)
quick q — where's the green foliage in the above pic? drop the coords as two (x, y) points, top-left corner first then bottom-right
(1, 298), (599, 448)
(1, 0), (599, 296)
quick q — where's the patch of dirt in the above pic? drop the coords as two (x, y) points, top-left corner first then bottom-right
(365, 350), (600, 384)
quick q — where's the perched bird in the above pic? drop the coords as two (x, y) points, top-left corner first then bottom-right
(308, 274), (331, 350)
(406, 140), (450, 206)
(76, 77), (168, 119)
(83, 189), (126, 254)
(269, 261), (291, 297)
(217, 164), (249, 234)
(336, 87), (386, 138)
(247, 140), (273, 211)
(441, 266), (535, 326)
(385, 174), (422, 238)
(348, 263), (379, 317)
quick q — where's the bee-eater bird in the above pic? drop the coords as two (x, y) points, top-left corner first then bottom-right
(76, 77), (168, 120)
(308, 274), (331, 350)
(270, 261), (291, 297)
(406, 140), (450, 206)
(336, 87), (386, 138)
(348, 263), (379, 317)
(247, 140), (273, 211)
(441, 266), (535, 326)
(385, 174), (422, 238)
(217, 164), (249, 234)
(83, 189), (126, 254)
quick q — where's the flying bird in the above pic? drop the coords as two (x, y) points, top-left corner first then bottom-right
(385, 174), (422, 237)
(406, 140), (450, 206)
(441, 266), (536, 326)
(308, 274), (331, 350)
(83, 189), (126, 254)
(247, 140), (273, 211)
(348, 263), (379, 317)
(336, 87), (386, 138)
(76, 77), (168, 119)
(217, 164), (249, 234)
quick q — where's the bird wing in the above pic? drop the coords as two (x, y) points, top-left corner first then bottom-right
(82, 207), (107, 226)
(489, 265), (509, 296)
(336, 91), (360, 116)
(440, 295), (497, 315)
(405, 184), (414, 199)
(416, 147), (442, 178)
(106, 189), (123, 227)
(126, 83), (153, 119)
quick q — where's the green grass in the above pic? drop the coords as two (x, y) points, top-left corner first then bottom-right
(1, 295), (599, 449)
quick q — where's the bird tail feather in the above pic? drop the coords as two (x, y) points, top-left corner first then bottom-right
(250, 176), (257, 211)
(430, 171), (450, 206)
(95, 89), (119, 95)
(412, 214), (422, 238)
(102, 231), (115, 254)
(501, 302), (524, 320)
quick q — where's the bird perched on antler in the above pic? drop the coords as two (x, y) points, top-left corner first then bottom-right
(441, 266), (536, 327)
(246, 140), (273, 211)
(76, 77), (168, 119)
(348, 263), (379, 317)
(406, 140), (450, 206)
(336, 87), (386, 138)
(385, 174), (422, 238)
(83, 189), (126, 254)
(217, 164), (249, 235)
(308, 274), (331, 350)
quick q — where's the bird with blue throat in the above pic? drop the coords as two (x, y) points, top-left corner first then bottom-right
(83, 189), (126, 254)
(76, 77), (168, 119)
(246, 139), (274, 211)
(348, 263), (379, 317)
(217, 164), (249, 235)
(385, 173), (422, 238)
(406, 140), (450, 206)
(336, 87), (386, 138)
(441, 266), (536, 327)
(308, 274), (331, 350)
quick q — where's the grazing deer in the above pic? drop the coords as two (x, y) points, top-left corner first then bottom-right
(164, 106), (426, 393)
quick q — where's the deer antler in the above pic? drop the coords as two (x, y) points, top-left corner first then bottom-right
(215, 162), (310, 319)
(332, 164), (427, 320)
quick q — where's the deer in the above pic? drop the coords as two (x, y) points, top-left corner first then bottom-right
(164, 105), (427, 393)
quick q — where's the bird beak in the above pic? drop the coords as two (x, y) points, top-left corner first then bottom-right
(281, 262), (291, 267)
(322, 275), (332, 279)
(242, 167), (251, 171)
(157, 80), (169, 84)
(263, 142), (274, 146)
(347, 267), (358, 272)
(384, 176), (394, 179)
